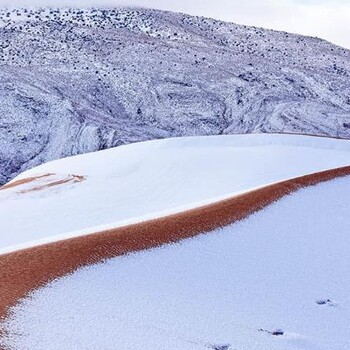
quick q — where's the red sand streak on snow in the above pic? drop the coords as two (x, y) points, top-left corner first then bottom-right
(0, 166), (350, 328)
(0, 174), (85, 194)
(18, 175), (85, 194)
(0, 174), (54, 191)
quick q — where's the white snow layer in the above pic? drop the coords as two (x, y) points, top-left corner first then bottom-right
(1, 133), (350, 253)
(2, 175), (350, 350)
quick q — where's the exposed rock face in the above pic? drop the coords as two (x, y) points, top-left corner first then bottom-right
(0, 7), (349, 184)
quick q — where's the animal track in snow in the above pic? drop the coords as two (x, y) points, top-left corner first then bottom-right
(316, 299), (337, 307)
(209, 344), (231, 350)
(258, 328), (284, 336)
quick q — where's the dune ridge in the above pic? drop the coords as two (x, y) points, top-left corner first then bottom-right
(1, 165), (350, 329)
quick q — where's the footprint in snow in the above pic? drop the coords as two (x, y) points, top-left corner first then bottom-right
(316, 299), (337, 307)
(209, 344), (231, 350)
(258, 328), (284, 336)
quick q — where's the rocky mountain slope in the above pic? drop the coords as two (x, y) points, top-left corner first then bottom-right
(1, 7), (350, 184)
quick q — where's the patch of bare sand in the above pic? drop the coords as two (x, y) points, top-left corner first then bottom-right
(18, 175), (85, 194)
(0, 174), (54, 191)
(0, 166), (349, 325)
(0, 174), (85, 194)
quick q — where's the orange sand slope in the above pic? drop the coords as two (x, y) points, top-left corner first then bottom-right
(1, 165), (349, 322)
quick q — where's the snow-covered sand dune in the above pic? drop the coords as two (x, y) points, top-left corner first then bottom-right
(0, 134), (350, 349)
(1, 134), (350, 254)
(1, 172), (350, 350)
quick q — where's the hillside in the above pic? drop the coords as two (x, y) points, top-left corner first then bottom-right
(1, 7), (350, 185)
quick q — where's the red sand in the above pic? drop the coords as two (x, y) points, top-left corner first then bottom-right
(0, 174), (85, 195)
(19, 175), (85, 194)
(0, 174), (54, 191)
(1, 166), (350, 326)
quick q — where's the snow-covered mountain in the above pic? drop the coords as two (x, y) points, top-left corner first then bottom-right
(1, 7), (350, 185)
